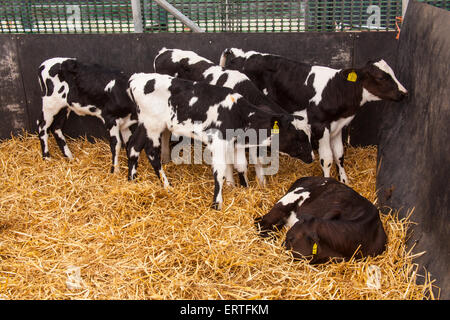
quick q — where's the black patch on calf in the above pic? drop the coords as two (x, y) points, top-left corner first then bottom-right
(215, 73), (228, 87)
(58, 86), (64, 94)
(144, 79), (155, 95)
(48, 63), (61, 77)
(89, 107), (97, 113)
(45, 79), (54, 96)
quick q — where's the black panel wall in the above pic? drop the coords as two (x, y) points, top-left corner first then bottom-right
(377, 0), (450, 299)
(0, 32), (397, 143)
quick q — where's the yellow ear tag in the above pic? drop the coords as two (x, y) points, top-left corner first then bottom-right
(347, 71), (357, 82)
(271, 121), (279, 134)
(312, 243), (318, 255)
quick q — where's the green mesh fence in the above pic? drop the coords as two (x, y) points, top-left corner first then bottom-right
(0, 0), (449, 34)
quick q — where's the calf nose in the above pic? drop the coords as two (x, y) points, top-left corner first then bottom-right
(396, 90), (408, 101)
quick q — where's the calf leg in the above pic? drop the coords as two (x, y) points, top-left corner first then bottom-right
(38, 98), (67, 159)
(106, 119), (122, 173)
(317, 128), (334, 178)
(50, 108), (73, 159)
(234, 145), (249, 187)
(144, 137), (170, 189)
(210, 140), (229, 210)
(160, 128), (171, 164)
(127, 125), (147, 180)
(225, 164), (235, 187)
(211, 163), (227, 210)
(254, 157), (266, 187)
(330, 130), (348, 184)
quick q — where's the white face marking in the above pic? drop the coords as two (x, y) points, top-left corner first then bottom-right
(262, 88), (268, 95)
(248, 112), (255, 117)
(104, 80), (115, 92)
(305, 66), (340, 106)
(374, 59), (408, 94)
(286, 211), (299, 228)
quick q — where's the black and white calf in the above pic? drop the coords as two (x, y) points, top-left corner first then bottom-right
(220, 48), (408, 183)
(37, 58), (137, 173)
(154, 48), (286, 113)
(127, 73), (313, 210)
(256, 176), (387, 263)
(153, 48), (308, 185)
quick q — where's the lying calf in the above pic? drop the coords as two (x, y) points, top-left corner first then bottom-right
(37, 57), (137, 173)
(127, 73), (313, 210)
(256, 176), (387, 263)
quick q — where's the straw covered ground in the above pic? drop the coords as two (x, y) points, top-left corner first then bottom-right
(0, 133), (438, 299)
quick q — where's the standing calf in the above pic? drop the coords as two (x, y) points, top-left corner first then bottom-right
(37, 58), (137, 173)
(127, 73), (313, 210)
(220, 48), (408, 183)
(256, 176), (387, 263)
(154, 48), (311, 186)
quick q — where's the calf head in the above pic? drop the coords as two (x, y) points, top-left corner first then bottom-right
(359, 59), (408, 102)
(273, 114), (313, 164)
(284, 217), (337, 264)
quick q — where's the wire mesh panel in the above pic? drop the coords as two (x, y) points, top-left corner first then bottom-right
(0, 0), (449, 34)
(0, 0), (134, 33)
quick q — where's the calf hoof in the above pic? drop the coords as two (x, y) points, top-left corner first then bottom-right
(211, 202), (222, 210)
(338, 175), (349, 185)
(42, 153), (51, 160)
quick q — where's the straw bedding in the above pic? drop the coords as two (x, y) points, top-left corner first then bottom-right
(0, 133), (438, 299)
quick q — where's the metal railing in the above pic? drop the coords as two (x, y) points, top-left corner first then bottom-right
(0, 1), (448, 34)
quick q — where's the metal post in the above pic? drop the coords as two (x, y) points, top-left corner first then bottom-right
(402, 0), (409, 17)
(153, 0), (205, 32)
(131, 0), (144, 33)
